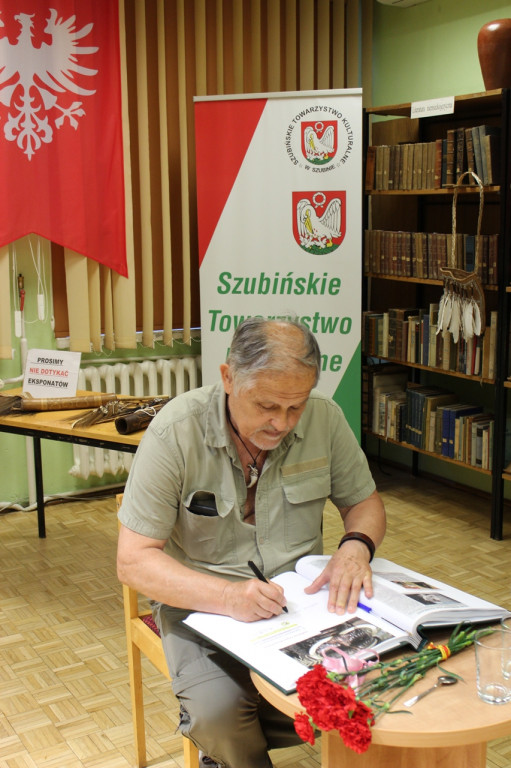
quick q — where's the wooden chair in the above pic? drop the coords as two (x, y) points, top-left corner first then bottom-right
(117, 495), (200, 768)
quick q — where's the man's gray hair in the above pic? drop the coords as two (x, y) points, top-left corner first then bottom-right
(226, 317), (321, 391)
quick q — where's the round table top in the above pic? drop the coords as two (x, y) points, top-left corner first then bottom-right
(251, 643), (511, 748)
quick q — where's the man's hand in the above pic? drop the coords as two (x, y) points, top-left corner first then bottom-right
(304, 539), (373, 614)
(222, 578), (288, 622)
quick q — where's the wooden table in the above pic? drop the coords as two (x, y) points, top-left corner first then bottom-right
(0, 395), (144, 537)
(251, 644), (511, 767)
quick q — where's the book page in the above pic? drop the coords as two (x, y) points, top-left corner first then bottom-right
(184, 570), (410, 694)
(368, 559), (508, 632)
(295, 555), (508, 638)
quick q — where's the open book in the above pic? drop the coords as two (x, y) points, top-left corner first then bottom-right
(183, 556), (510, 694)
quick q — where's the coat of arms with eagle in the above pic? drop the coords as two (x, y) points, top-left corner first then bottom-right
(0, 8), (98, 160)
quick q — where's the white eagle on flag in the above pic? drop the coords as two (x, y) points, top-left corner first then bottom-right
(0, 9), (98, 160)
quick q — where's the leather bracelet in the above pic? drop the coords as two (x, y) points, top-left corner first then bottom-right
(338, 531), (375, 562)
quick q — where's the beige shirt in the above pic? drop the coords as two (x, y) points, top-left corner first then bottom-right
(118, 382), (375, 580)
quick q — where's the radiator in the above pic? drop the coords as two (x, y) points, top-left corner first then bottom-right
(70, 357), (202, 479)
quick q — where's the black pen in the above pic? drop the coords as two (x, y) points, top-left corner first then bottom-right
(248, 560), (288, 613)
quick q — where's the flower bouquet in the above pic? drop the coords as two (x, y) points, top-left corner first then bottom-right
(294, 623), (491, 754)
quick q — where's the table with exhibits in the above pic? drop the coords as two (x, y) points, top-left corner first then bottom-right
(0, 393), (144, 538)
(251, 642), (511, 768)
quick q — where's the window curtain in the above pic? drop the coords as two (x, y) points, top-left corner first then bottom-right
(0, 0), (372, 358)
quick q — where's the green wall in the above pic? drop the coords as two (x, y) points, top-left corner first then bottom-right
(370, 0), (511, 494)
(373, 0), (511, 106)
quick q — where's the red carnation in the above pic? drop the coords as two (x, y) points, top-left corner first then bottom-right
(338, 716), (372, 753)
(338, 700), (374, 753)
(294, 713), (316, 745)
(296, 665), (356, 731)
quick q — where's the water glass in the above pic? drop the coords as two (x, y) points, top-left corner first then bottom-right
(475, 628), (511, 704)
(501, 616), (511, 631)
(501, 617), (511, 677)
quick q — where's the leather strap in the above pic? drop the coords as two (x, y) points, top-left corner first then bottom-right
(338, 531), (375, 562)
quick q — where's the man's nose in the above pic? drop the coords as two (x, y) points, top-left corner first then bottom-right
(270, 411), (291, 431)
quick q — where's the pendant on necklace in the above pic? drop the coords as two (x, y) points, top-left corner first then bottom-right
(247, 463), (259, 488)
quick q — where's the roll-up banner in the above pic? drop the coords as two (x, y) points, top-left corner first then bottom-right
(195, 89), (362, 438)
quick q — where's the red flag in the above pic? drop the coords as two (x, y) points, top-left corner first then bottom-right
(0, 0), (127, 276)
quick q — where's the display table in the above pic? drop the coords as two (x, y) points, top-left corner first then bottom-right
(251, 643), (511, 768)
(0, 393), (144, 537)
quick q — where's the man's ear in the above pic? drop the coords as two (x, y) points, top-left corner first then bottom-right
(220, 363), (233, 394)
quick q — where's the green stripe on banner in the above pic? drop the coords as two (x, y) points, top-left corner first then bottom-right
(331, 342), (361, 442)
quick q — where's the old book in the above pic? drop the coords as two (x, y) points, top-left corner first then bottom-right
(403, 231), (412, 277)
(460, 412), (490, 464)
(421, 390), (457, 450)
(387, 308), (419, 360)
(427, 410), (437, 453)
(445, 128), (456, 186)
(434, 403), (451, 454)
(381, 312), (390, 358)
(373, 382), (409, 434)
(481, 326), (491, 379)
(387, 392), (407, 440)
(424, 392), (457, 450)
(421, 314), (430, 366)
(464, 127), (476, 183)
(464, 234), (476, 273)
(375, 145), (386, 190)
(378, 389), (406, 437)
(478, 125), (500, 185)
(428, 322), (438, 367)
(454, 126), (466, 182)
(363, 364), (408, 431)
(400, 143), (410, 189)
(441, 138), (448, 187)
(449, 404), (483, 459)
(487, 233), (498, 286)
(471, 125), (483, 181)
(362, 311), (382, 356)
(433, 138), (443, 189)
(183, 556), (510, 694)
(412, 231), (427, 278)
(382, 144), (391, 190)
(482, 131), (501, 186)
(471, 416), (493, 468)
(365, 145), (376, 191)
(488, 310), (498, 379)
(405, 385), (439, 448)
(406, 314), (421, 363)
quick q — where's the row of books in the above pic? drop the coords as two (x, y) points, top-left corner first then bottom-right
(365, 124), (501, 191)
(364, 230), (498, 284)
(362, 306), (498, 379)
(363, 365), (494, 469)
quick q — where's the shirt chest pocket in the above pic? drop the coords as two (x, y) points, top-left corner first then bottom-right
(179, 490), (237, 563)
(281, 463), (331, 550)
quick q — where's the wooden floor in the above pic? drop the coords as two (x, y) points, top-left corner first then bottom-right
(1, 464), (510, 768)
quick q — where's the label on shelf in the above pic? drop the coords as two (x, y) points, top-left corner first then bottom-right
(411, 96), (454, 118)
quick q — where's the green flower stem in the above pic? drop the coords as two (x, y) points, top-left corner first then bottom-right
(327, 623), (494, 721)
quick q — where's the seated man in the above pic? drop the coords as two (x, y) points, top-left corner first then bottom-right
(117, 317), (386, 768)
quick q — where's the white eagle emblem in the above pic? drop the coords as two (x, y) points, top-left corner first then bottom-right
(0, 9), (98, 160)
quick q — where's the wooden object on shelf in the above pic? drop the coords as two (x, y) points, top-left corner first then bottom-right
(478, 19), (511, 90)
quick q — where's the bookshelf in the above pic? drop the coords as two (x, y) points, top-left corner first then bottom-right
(362, 89), (511, 540)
